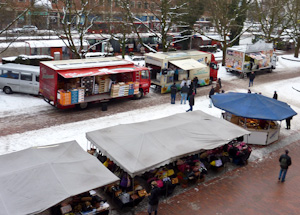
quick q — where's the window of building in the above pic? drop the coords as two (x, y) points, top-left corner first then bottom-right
(137, 1), (141, 9)
(52, 0), (57, 3)
(144, 2), (148, 9)
(130, 1), (135, 8)
(18, 0), (25, 2)
(150, 3), (155, 9)
(115, 0), (119, 7)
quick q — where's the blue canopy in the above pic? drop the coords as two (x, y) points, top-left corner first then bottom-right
(211, 92), (297, 121)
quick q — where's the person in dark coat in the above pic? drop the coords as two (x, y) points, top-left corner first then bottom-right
(193, 77), (199, 94)
(180, 83), (189, 104)
(147, 181), (161, 215)
(208, 86), (215, 108)
(187, 83), (193, 100)
(286, 116), (293, 129)
(217, 78), (222, 89)
(249, 71), (255, 87)
(170, 83), (177, 104)
(186, 92), (195, 112)
(278, 150), (292, 182)
(273, 91), (278, 100)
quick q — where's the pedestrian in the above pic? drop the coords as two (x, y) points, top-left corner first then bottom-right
(187, 83), (193, 100)
(278, 149), (292, 182)
(193, 76), (198, 94)
(214, 83), (221, 94)
(208, 86), (215, 108)
(147, 181), (161, 215)
(249, 71), (255, 87)
(180, 78), (186, 88)
(285, 116), (293, 129)
(248, 89), (251, 94)
(217, 78), (222, 89)
(180, 83), (189, 104)
(273, 91), (278, 100)
(186, 92), (195, 112)
(170, 83), (177, 104)
(186, 78), (191, 87)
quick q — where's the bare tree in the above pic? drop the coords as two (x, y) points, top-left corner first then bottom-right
(203, 0), (251, 65)
(52, 0), (98, 59)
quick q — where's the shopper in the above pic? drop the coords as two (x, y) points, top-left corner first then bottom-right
(273, 91), (278, 100)
(170, 83), (177, 104)
(187, 83), (193, 100)
(208, 86), (215, 108)
(214, 83), (221, 94)
(249, 71), (255, 87)
(278, 150), (292, 182)
(193, 77), (198, 94)
(186, 92), (195, 112)
(180, 78), (187, 88)
(147, 181), (161, 215)
(285, 116), (293, 129)
(180, 83), (189, 105)
(217, 78), (222, 89)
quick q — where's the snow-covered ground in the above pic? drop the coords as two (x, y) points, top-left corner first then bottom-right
(1, 55), (300, 164)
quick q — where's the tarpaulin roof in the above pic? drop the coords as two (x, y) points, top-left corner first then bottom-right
(170, 59), (206, 70)
(0, 140), (119, 215)
(58, 66), (144, 78)
(86, 111), (250, 177)
(211, 92), (297, 121)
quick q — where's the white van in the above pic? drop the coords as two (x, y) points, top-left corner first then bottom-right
(0, 63), (40, 95)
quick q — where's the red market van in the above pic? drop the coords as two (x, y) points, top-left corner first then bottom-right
(39, 57), (151, 109)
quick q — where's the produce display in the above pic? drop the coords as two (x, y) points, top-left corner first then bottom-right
(238, 118), (278, 130)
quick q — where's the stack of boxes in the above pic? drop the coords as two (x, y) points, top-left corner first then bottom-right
(94, 84), (99, 94)
(124, 84), (129, 96)
(128, 82), (134, 95)
(71, 89), (79, 104)
(118, 82), (125, 97)
(58, 89), (71, 106)
(134, 82), (139, 94)
(111, 84), (119, 98)
(78, 88), (85, 103)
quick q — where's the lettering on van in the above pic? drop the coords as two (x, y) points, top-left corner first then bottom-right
(41, 68), (54, 79)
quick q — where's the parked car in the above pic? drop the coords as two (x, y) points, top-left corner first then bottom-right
(12, 25), (38, 34)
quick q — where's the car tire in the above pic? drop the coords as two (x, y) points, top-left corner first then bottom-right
(134, 89), (143, 99)
(3, 86), (13, 94)
(76, 102), (88, 110)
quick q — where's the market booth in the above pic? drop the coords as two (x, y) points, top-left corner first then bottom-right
(0, 141), (119, 215)
(212, 92), (297, 145)
(86, 111), (250, 203)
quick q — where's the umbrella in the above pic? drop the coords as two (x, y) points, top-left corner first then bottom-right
(211, 92), (297, 121)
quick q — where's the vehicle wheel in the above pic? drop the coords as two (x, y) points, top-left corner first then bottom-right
(134, 89), (143, 99)
(239, 73), (246, 79)
(76, 102), (88, 110)
(3, 86), (12, 94)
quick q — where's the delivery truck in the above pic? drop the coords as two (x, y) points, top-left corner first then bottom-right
(39, 57), (151, 109)
(145, 50), (218, 93)
(225, 40), (277, 78)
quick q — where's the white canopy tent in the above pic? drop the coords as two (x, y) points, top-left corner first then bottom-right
(86, 111), (250, 178)
(0, 140), (119, 215)
(170, 59), (206, 70)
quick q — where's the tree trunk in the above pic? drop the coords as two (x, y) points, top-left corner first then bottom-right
(294, 36), (300, 58)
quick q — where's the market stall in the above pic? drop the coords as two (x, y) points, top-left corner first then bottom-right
(86, 111), (250, 201)
(0, 140), (119, 215)
(212, 92), (297, 145)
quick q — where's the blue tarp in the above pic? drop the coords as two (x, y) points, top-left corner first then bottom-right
(211, 92), (297, 121)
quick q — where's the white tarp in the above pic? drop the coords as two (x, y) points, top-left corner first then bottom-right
(0, 140), (119, 215)
(86, 111), (250, 177)
(170, 59), (206, 70)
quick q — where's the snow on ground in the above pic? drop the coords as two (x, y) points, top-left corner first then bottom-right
(1, 55), (300, 163)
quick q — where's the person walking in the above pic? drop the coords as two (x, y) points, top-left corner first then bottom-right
(208, 86), (215, 108)
(285, 116), (293, 129)
(273, 91), (278, 100)
(186, 92), (195, 112)
(278, 150), (292, 182)
(217, 78), (222, 89)
(249, 71), (255, 87)
(170, 83), (177, 104)
(180, 83), (189, 104)
(214, 83), (221, 94)
(147, 181), (161, 215)
(187, 83), (193, 100)
(193, 77), (199, 94)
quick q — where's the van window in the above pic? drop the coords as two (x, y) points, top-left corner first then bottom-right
(21, 72), (33, 81)
(36, 75), (39, 82)
(141, 70), (149, 79)
(0, 70), (19, 79)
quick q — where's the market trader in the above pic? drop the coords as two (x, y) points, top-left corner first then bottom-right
(147, 181), (161, 215)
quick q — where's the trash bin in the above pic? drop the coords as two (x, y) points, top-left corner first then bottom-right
(101, 100), (108, 111)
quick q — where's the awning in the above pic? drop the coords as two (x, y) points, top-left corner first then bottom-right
(170, 59), (206, 70)
(58, 66), (144, 78)
(211, 92), (297, 121)
(0, 140), (119, 215)
(86, 111), (250, 177)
